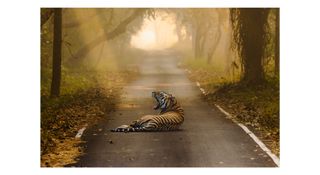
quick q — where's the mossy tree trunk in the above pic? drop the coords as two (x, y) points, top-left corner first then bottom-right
(50, 8), (62, 97)
(230, 8), (270, 85)
(274, 8), (280, 75)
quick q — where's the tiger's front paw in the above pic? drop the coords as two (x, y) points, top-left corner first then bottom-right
(111, 125), (130, 132)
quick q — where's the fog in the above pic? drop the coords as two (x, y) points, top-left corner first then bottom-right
(131, 13), (178, 50)
(41, 8), (279, 97)
(41, 8), (235, 67)
(41, 8), (279, 167)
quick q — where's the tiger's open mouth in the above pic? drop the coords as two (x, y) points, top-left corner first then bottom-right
(152, 92), (160, 110)
(153, 98), (160, 110)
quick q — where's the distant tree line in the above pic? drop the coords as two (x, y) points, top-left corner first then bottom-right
(41, 8), (280, 97)
(173, 8), (279, 85)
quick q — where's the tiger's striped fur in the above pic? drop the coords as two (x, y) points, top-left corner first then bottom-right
(111, 91), (184, 132)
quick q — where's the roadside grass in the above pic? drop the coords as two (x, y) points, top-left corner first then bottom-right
(41, 67), (139, 167)
(181, 57), (280, 156)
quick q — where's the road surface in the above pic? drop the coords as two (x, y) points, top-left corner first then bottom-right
(73, 53), (277, 167)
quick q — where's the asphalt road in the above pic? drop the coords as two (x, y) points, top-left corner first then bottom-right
(73, 53), (277, 167)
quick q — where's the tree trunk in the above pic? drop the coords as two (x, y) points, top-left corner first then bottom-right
(274, 8), (280, 75)
(207, 10), (222, 64)
(50, 8), (62, 97)
(194, 27), (201, 59)
(224, 24), (232, 73)
(207, 26), (221, 64)
(240, 9), (269, 85)
(199, 35), (207, 58)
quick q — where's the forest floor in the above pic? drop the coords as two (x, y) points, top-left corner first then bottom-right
(180, 59), (280, 157)
(41, 69), (139, 167)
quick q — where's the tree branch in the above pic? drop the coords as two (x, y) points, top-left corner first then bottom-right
(62, 13), (97, 28)
(41, 8), (54, 28)
(73, 9), (146, 59)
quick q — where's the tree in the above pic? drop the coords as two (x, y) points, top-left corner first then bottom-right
(172, 9), (209, 59)
(192, 10), (209, 59)
(72, 9), (146, 59)
(223, 17), (233, 73)
(206, 9), (224, 64)
(47, 8), (147, 97)
(41, 9), (54, 28)
(274, 8), (280, 75)
(230, 8), (270, 85)
(62, 9), (99, 28)
(173, 9), (227, 63)
(50, 8), (62, 97)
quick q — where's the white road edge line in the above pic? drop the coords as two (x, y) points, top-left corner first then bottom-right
(215, 105), (280, 167)
(75, 127), (86, 139)
(196, 81), (280, 167)
(196, 82), (206, 95)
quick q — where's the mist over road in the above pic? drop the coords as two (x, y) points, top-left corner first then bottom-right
(74, 53), (277, 167)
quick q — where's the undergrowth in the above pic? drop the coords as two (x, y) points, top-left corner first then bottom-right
(181, 57), (280, 156)
(41, 69), (138, 167)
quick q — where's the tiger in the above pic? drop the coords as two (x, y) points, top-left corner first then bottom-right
(111, 91), (184, 132)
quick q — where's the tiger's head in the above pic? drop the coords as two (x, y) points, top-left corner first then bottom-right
(152, 91), (178, 113)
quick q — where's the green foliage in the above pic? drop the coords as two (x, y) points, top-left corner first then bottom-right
(41, 66), (95, 97)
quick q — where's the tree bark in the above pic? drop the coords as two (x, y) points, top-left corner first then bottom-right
(50, 8), (62, 97)
(274, 8), (280, 75)
(237, 9), (269, 85)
